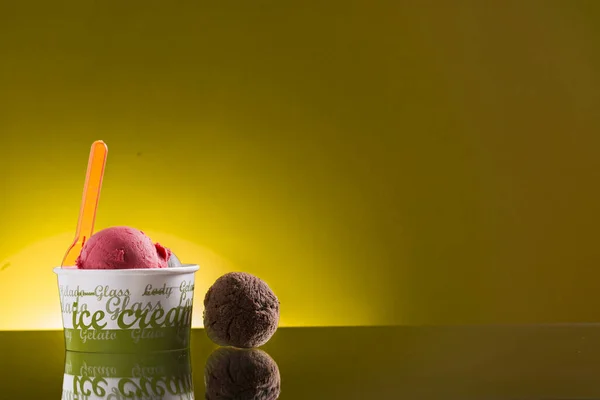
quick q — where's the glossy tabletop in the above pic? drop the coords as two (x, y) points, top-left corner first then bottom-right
(2, 325), (600, 399)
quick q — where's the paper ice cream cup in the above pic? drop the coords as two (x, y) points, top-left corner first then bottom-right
(61, 349), (194, 400)
(54, 264), (199, 353)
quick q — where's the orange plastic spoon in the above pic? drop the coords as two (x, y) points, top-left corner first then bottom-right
(61, 140), (108, 267)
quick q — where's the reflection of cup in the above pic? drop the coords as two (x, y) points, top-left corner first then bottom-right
(61, 350), (194, 400)
(205, 347), (281, 400)
(54, 265), (199, 353)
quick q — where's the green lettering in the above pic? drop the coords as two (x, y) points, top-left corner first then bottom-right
(72, 302), (79, 328)
(136, 309), (149, 329)
(165, 307), (178, 327)
(117, 309), (136, 329)
(150, 308), (165, 329)
(79, 310), (91, 329)
(118, 378), (142, 398)
(91, 310), (107, 330)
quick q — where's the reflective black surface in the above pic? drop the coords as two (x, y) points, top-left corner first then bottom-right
(2, 326), (600, 398)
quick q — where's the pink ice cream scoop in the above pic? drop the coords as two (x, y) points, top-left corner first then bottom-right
(76, 226), (171, 269)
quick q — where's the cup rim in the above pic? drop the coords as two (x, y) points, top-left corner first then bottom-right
(53, 264), (199, 275)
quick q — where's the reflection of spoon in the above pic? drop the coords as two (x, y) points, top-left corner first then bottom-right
(204, 347), (281, 400)
(62, 140), (108, 267)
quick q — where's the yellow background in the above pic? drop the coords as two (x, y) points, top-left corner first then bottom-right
(0, 1), (599, 329)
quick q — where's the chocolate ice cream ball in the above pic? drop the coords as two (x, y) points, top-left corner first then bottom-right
(203, 272), (280, 348)
(204, 347), (281, 400)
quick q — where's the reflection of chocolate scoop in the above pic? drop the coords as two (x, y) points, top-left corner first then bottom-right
(203, 272), (280, 348)
(204, 347), (281, 400)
